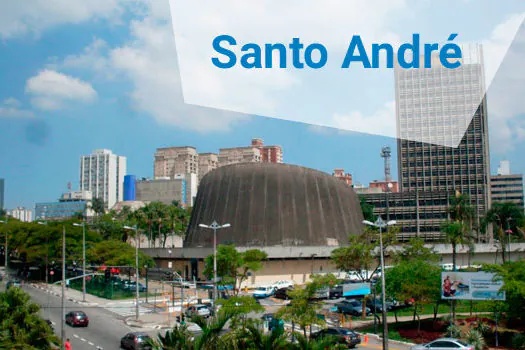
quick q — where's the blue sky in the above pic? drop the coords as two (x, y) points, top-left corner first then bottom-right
(0, 1), (524, 210)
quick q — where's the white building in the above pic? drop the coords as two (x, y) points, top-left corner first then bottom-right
(79, 149), (126, 210)
(497, 160), (511, 176)
(172, 173), (198, 207)
(8, 207), (32, 222)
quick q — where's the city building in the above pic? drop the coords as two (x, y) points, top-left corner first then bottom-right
(123, 175), (136, 201)
(218, 145), (261, 166)
(79, 149), (126, 210)
(497, 160), (511, 176)
(395, 44), (491, 239)
(369, 180), (399, 193)
(154, 146), (198, 179)
(8, 207), (32, 222)
(0, 178), (4, 212)
(353, 183), (384, 195)
(333, 169), (353, 186)
(35, 190), (93, 221)
(136, 177), (188, 206)
(251, 138), (283, 163)
(360, 190), (454, 241)
(198, 153), (218, 182)
(491, 174), (524, 209)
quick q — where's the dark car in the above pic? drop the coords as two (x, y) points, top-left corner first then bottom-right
(6, 280), (22, 289)
(274, 287), (293, 300)
(329, 285), (343, 299)
(366, 298), (393, 313)
(335, 299), (371, 316)
(310, 327), (361, 348)
(65, 311), (89, 327)
(45, 319), (54, 331)
(120, 332), (153, 350)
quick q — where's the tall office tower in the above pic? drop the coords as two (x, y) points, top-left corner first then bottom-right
(154, 146), (199, 179)
(80, 149), (127, 210)
(0, 178), (4, 212)
(395, 44), (491, 235)
(198, 153), (218, 181)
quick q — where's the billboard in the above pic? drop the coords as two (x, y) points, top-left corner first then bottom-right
(441, 272), (505, 301)
(343, 283), (371, 297)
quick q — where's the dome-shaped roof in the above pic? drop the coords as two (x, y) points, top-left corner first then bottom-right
(185, 163), (363, 247)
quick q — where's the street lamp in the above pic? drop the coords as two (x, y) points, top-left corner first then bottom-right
(363, 217), (396, 350)
(506, 217), (512, 262)
(124, 225), (140, 321)
(73, 222), (87, 302)
(0, 218), (8, 270)
(198, 221), (231, 312)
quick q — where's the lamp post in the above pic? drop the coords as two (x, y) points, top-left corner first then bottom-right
(124, 225), (140, 321)
(363, 217), (396, 350)
(198, 221), (231, 313)
(0, 218), (8, 271)
(506, 217), (512, 262)
(72, 222), (87, 302)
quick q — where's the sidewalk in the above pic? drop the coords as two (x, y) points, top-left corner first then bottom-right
(351, 311), (491, 328)
(30, 282), (106, 306)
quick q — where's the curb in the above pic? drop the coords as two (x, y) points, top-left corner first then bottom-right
(124, 317), (171, 330)
(365, 333), (415, 347)
(29, 283), (99, 306)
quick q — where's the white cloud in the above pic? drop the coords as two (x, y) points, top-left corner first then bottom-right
(331, 102), (396, 138)
(0, 98), (33, 118)
(0, 0), (124, 39)
(25, 70), (97, 110)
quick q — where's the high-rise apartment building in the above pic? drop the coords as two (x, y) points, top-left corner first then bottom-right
(218, 146), (262, 166)
(395, 44), (491, 237)
(154, 146), (198, 179)
(79, 149), (126, 210)
(198, 153), (218, 181)
(251, 138), (283, 163)
(0, 178), (4, 212)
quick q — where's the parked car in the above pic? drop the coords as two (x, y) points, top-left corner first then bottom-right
(65, 311), (89, 327)
(253, 286), (276, 298)
(145, 268), (175, 281)
(6, 280), (22, 289)
(335, 299), (371, 316)
(274, 287), (293, 300)
(366, 298), (393, 313)
(120, 332), (153, 350)
(310, 287), (330, 300)
(310, 327), (361, 348)
(271, 280), (294, 289)
(329, 285), (343, 299)
(185, 304), (211, 318)
(123, 281), (147, 292)
(410, 338), (474, 350)
(45, 319), (54, 332)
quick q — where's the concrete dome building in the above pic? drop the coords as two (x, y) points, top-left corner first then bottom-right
(185, 163), (364, 248)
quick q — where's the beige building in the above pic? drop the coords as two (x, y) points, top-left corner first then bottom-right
(154, 146), (198, 179)
(218, 146), (261, 166)
(491, 174), (524, 209)
(198, 153), (218, 181)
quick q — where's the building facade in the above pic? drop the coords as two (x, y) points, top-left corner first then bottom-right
(369, 180), (399, 193)
(136, 178), (187, 206)
(333, 169), (353, 186)
(497, 160), (511, 176)
(491, 174), (524, 209)
(360, 190), (454, 241)
(198, 153), (218, 182)
(218, 146), (261, 166)
(79, 149), (126, 210)
(35, 190), (95, 221)
(8, 207), (32, 222)
(154, 146), (198, 179)
(123, 175), (136, 201)
(251, 138), (283, 163)
(395, 44), (491, 238)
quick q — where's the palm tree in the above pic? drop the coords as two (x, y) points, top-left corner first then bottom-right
(191, 310), (234, 350)
(291, 332), (347, 350)
(148, 324), (195, 349)
(484, 202), (525, 263)
(244, 324), (289, 350)
(90, 197), (106, 217)
(441, 221), (472, 271)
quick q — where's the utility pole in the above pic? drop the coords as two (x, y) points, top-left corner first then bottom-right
(61, 225), (66, 350)
(124, 225), (140, 320)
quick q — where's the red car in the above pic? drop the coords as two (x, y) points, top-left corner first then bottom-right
(65, 311), (89, 327)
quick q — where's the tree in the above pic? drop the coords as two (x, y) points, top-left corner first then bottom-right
(191, 309), (234, 350)
(87, 240), (155, 267)
(276, 287), (324, 338)
(203, 245), (267, 295)
(235, 324), (289, 350)
(384, 258), (442, 334)
(90, 197), (106, 217)
(392, 238), (439, 264)
(0, 287), (59, 349)
(217, 295), (264, 329)
(484, 202), (525, 263)
(148, 324), (195, 350)
(359, 197), (376, 222)
(291, 332), (347, 350)
(441, 221), (473, 271)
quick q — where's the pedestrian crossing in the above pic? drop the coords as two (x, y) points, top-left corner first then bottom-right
(104, 301), (153, 317)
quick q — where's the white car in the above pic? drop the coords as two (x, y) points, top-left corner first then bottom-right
(253, 286), (276, 298)
(271, 280), (294, 289)
(185, 304), (211, 318)
(410, 338), (474, 350)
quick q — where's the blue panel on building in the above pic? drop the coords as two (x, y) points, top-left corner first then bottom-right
(123, 175), (136, 201)
(181, 179), (186, 205)
(35, 201), (87, 220)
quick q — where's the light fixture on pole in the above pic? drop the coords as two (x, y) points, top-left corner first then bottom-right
(124, 225), (140, 321)
(363, 217), (396, 350)
(73, 222), (87, 302)
(198, 221), (231, 314)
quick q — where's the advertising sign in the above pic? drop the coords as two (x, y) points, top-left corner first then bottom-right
(441, 272), (505, 301)
(343, 283), (371, 297)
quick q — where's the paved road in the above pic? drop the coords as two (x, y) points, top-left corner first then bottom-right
(22, 284), (158, 350)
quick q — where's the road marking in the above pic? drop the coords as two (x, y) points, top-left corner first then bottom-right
(80, 338), (86, 342)
(73, 334), (79, 339)
(88, 342), (94, 346)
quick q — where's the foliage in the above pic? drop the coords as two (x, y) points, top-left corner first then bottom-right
(291, 332), (347, 350)
(90, 197), (106, 216)
(392, 238), (439, 264)
(359, 197), (376, 222)
(148, 324), (195, 350)
(217, 295), (264, 329)
(512, 333), (525, 350)
(0, 287), (59, 349)
(482, 260), (525, 320)
(441, 221), (474, 269)
(384, 258), (442, 333)
(87, 240), (155, 267)
(203, 245), (267, 295)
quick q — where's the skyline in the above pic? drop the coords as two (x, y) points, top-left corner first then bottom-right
(0, 1), (524, 210)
